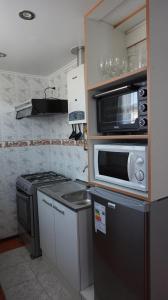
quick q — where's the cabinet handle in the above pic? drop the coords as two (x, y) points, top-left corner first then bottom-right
(108, 202), (116, 209)
(53, 205), (65, 215)
(42, 199), (52, 207)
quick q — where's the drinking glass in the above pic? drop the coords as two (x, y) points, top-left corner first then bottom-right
(137, 43), (147, 68)
(120, 58), (128, 74)
(98, 59), (109, 80)
(112, 57), (121, 76)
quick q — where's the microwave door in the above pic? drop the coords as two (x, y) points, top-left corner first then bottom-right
(98, 151), (130, 185)
(119, 93), (138, 126)
(98, 92), (139, 133)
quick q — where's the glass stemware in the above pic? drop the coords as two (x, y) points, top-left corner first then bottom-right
(98, 57), (129, 79)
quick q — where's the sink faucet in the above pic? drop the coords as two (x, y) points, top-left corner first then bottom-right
(83, 164), (88, 173)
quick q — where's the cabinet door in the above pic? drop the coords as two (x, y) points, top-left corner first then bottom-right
(53, 200), (80, 290)
(37, 192), (55, 263)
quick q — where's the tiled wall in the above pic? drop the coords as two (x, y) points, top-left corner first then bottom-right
(47, 60), (88, 180)
(0, 60), (88, 239)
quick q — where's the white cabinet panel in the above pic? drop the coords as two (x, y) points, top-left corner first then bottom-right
(37, 192), (55, 262)
(53, 200), (80, 290)
(37, 191), (93, 291)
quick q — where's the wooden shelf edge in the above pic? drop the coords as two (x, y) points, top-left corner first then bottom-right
(113, 4), (146, 29)
(127, 38), (146, 50)
(87, 66), (147, 91)
(89, 180), (148, 201)
(84, 0), (104, 18)
(88, 134), (148, 140)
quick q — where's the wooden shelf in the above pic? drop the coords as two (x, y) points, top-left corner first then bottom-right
(113, 4), (146, 30)
(87, 66), (147, 91)
(89, 180), (148, 201)
(88, 134), (148, 140)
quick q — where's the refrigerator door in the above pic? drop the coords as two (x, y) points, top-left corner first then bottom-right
(91, 188), (149, 300)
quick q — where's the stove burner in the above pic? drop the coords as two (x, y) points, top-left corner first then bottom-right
(16, 171), (70, 195)
(22, 171), (60, 182)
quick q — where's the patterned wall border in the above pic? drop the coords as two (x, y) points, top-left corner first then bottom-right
(0, 139), (86, 149)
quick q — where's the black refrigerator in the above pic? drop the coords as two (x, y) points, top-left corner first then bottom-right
(90, 187), (168, 300)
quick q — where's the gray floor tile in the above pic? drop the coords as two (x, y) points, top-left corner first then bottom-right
(39, 291), (51, 300)
(0, 247), (81, 300)
(28, 256), (54, 277)
(37, 270), (73, 300)
(38, 270), (81, 300)
(15, 246), (33, 262)
(0, 262), (35, 289)
(81, 285), (94, 300)
(0, 247), (25, 270)
(5, 279), (50, 300)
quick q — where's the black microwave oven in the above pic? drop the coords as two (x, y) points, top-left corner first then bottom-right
(94, 82), (147, 134)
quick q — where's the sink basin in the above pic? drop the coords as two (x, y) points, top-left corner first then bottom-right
(74, 199), (91, 206)
(62, 190), (90, 206)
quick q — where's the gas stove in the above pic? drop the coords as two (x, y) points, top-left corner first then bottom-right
(16, 171), (70, 195)
(16, 171), (70, 258)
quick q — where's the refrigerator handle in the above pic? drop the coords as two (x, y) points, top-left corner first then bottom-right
(108, 202), (116, 209)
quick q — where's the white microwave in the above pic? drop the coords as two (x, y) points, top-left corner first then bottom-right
(94, 144), (148, 192)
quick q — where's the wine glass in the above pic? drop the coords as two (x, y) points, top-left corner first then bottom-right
(120, 58), (128, 74)
(112, 57), (121, 76)
(98, 59), (107, 80)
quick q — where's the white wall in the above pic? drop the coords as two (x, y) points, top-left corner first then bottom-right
(48, 59), (88, 182)
(0, 60), (88, 239)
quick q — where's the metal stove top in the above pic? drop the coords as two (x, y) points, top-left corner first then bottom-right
(16, 171), (70, 195)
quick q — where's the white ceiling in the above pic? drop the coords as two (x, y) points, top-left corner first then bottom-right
(0, 0), (96, 76)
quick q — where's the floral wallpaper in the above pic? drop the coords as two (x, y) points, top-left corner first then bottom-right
(0, 59), (88, 239)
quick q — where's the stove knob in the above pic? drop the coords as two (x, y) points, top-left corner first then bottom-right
(135, 170), (144, 181)
(139, 117), (148, 127)
(136, 157), (144, 165)
(139, 88), (147, 98)
(140, 103), (147, 113)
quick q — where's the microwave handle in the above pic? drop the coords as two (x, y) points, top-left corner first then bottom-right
(127, 152), (134, 181)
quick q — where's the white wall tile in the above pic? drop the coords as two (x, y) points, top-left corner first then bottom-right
(0, 60), (88, 239)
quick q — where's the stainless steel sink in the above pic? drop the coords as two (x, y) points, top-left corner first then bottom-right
(62, 190), (88, 202)
(74, 199), (91, 206)
(62, 190), (91, 206)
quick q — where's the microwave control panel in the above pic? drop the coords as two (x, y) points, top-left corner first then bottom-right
(138, 86), (148, 131)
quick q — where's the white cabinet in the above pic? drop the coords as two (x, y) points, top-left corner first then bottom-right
(67, 64), (86, 124)
(37, 191), (93, 291)
(53, 201), (80, 289)
(37, 192), (55, 263)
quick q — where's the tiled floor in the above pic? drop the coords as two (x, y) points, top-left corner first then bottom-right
(81, 285), (94, 300)
(0, 247), (82, 300)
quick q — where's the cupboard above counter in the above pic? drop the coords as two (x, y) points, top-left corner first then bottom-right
(85, 0), (147, 89)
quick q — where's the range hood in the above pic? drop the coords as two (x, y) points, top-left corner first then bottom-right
(15, 98), (68, 119)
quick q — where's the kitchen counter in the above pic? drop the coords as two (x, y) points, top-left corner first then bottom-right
(38, 180), (91, 211)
